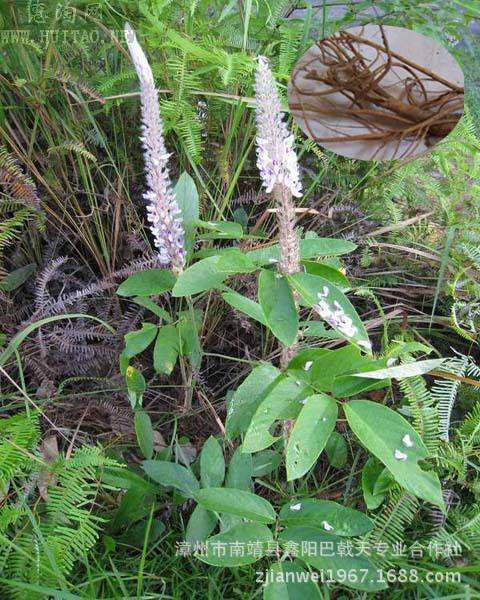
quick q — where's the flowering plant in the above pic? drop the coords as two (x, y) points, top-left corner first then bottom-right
(116, 25), (446, 595)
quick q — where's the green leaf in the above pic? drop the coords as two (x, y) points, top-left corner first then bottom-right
(330, 357), (390, 397)
(194, 488), (276, 524)
(362, 457), (387, 510)
(0, 264), (35, 292)
(123, 323), (157, 360)
(200, 436), (225, 488)
(248, 237), (357, 266)
(309, 346), (366, 392)
(111, 487), (155, 531)
(222, 290), (267, 326)
(225, 447), (253, 491)
(153, 324), (179, 375)
(243, 376), (307, 453)
(197, 522), (272, 566)
(264, 560), (322, 599)
(259, 270), (298, 346)
(325, 431), (348, 468)
(216, 250), (256, 273)
(117, 269), (176, 297)
(133, 296), (172, 321)
(134, 410), (153, 459)
(300, 236), (357, 258)
(225, 364), (280, 440)
(172, 256), (227, 296)
(175, 172), (199, 252)
(288, 273), (370, 352)
(185, 505), (217, 546)
(252, 450), (281, 477)
(387, 341), (432, 358)
(286, 394), (338, 480)
(354, 359), (445, 380)
(142, 460), (199, 497)
(373, 468), (397, 496)
(331, 374), (388, 398)
(125, 366), (146, 408)
(198, 219), (244, 239)
(344, 400), (445, 509)
(102, 467), (155, 493)
(118, 519), (165, 548)
(177, 309), (202, 368)
(302, 261), (350, 289)
(279, 527), (386, 592)
(279, 499), (373, 536)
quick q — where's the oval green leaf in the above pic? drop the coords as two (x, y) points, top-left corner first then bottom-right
(142, 460), (199, 497)
(286, 394), (338, 481)
(200, 436), (225, 488)
(353, 359), (445, 380)
(193, 487), (276, 524)
(259, 270), (298, 346)
(197, 522), (273, 567)
(153, 324), (179, 375)
(172, 256), (227, 296)
(185, 505), (217, 546)
(279, 499), (373, 536)
(264, 560), (322, 599)
(243, 376), (307, 453)
(134, 410), (153, 459)
(225, 364), (280, 440)
(117, 269), (176, 297)
(288, 272), (370, 352)
(344, 400), (445, 509)
(222, 290), (267, 326)
(279, 526), (387, 592)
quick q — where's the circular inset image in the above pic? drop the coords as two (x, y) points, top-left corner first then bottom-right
(288, 24), (465, 160)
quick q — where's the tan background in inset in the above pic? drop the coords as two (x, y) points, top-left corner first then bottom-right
(288, 25), (464, 160)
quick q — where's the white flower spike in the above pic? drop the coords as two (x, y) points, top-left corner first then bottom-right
(124, 23), (185, 273)
(254, 57), (302, 198)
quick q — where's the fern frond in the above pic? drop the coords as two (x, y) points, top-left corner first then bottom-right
(398, 374), (439, 451)
(49, 67), (105, 104)
(1, 442), (121, 598)
(0, 145), (40, 207)
(432, 355), (469, 442)
(278, 22), (303, 79)
(0, 412), (40, 488)
(368, 490), (419, 551)
(266, 0), (295, 28)
(47, 142), (97, 163)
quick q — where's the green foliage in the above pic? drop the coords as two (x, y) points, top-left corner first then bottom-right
(0, 413), (120, 598)
(0, 412), (40, 490)
(1, 1), (479, 597)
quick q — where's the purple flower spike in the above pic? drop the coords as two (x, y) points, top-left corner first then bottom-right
(254, 56), (302, 198)
(124, 23), (185, 273)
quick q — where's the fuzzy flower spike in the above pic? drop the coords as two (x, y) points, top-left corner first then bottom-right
(254, 55), (302, 378)
(124, 23), (185, 273)
(254, 56), (302, 199)
(254, 56), (301, 277)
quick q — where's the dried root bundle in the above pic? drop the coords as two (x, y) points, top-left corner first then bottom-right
(289, 25), (464, 160)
